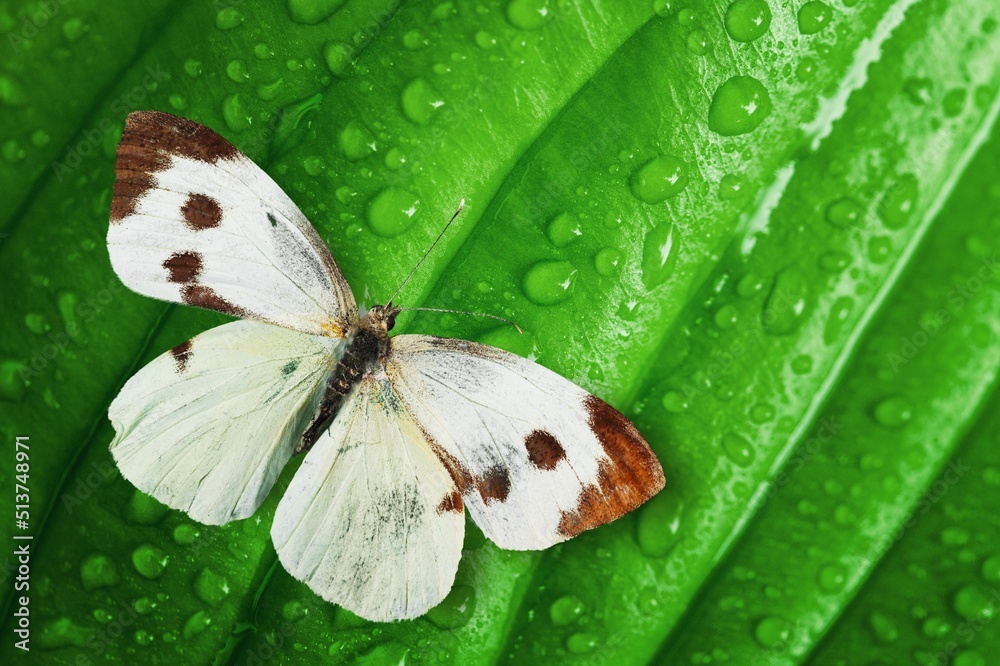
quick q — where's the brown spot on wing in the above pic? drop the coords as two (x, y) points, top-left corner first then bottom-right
(169, 339), (193, 373)
(436, 490), (463, 515)
(110, 111), (240, 224)
(477, 466), (511, 504)
(525, 430), (566, 470)
(180, 284), (249, 318)
(163, 251), (203, 283)
(557, 396), (665, 538)
(181, 193), (223, 230)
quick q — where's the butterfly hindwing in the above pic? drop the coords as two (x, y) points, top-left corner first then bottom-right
(108, 110), (357, 338)
(386, 335), (665, 550)
(109, 320), (343, 525)
(271, 367), (465, 622)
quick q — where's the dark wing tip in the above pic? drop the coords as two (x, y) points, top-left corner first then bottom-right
(557, 395), (665, 538)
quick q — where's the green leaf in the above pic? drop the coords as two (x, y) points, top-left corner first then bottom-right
(1, 0), (999, 664)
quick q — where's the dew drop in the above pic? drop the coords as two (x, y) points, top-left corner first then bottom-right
(215, 8), (244, 30)
(686, 30), (710, 55)
(0, 74), (27, 107)
(750, 402), (775, 423)
(942, 88), (966, 118)
(221, 94), (252, 132)
(302, 155), (324, 176)
(426, 584), (475, 629)
(818, 563), (846, 592)
(724, 0), (772, 42)
(566, 633), (598, 654)
(80, 554), (120, 591)
(338, 120), (375, 161)
(183, 59), (203, 78)
(736, 272), (766, 298)
(125, 490), (169, 525)
(507, 0), (551, 30)
(873, 396), (912, 428)
(286, 0), (345, 25)
(367, 188), (419, 237)
(954, 652), (987, 666)
(401, 78), (443, 125)
(762, 267), (809, 334)
(823, 296), (853, 345)
(173, 524), (199, 545)
(798, 1), (832, 34)
(256, 78), (283, 101)
(719, 173), (747, 200)
(522, 260), (576, 306)
(132, 544), (168, 580)
(183, 611), (211, 638)
(868, 236), (892, 263)
(62, 17), (88, 41)
(825, 197), (863, 227)
(641, 221), (679, 289)
(547, 211), (582, 247)
(594, 247), (622, 276)
(134, 629), (154, 646)
(324, 42), (352, 76)
(819, 250), (850, 273)
(283, 600), (308, 622)
(879, 174), (918, 229)
(714, 303), (738, 329)
(708, 76), (771, 136)
(630, 155), (688, 203)
(402, 29), (428, 50)
(661, 390), (689, 413)
(754, 616), (790, 648)
(722, 432), (754, 467)
(635, 492), (684, 557)
(980, 555), (1000, 583)
(193, 568), (231, 607)
(226, 60), (249, 83)
(475, 30), (498, 49)
(954, 585), (995, 620)
(903, 77), (933, 105)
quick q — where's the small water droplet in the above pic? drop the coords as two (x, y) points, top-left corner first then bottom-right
(367, 188), (419, 237)
(754, 616), (790, 648)
(283, 601), (308, 622)
(402, 29), (428, 50)
(630, 155), (688, 203)
(173, 524), (199, 545)
(566, 633), (599, 654)
(709, 76), (771, 136)
(724, 0), (772, 42)
(507, 0), (551, 30)
(661, 390), (689, 413)
(722, 432), (754, 467)
(427, 584), (475, 629)
(183, 611), (212, 638)
(825, 197), (863, 227)
(216, 8), (244, 30)
(954, 651), (987, 666)
(719, 173), (747, 200)
(125, 491), (169, 525)
(762, 267), (810, 334)
(338, 120), (375, 161)
(401, 78), (443, 125)
(635, 492), (684, 557)
(80, 554), (120, 591)
(873, 396), (912, 428)
(954, 585), (995, 620)
(183, 59), (203, 78)
(819, 250), (850, 273)
(193, 568), (231, 607)
(980, 555), (1000, 583)
(62, 17), (88, 41)
(287, 0), (345, 25)
(593, 247), (622, 276)
(0, 74), (28, 107)
(324, 42), (352, 75)
(522, 260), (576, 306)
(823, 296), (854, 345)
(714, 303), (738, 329)
(750, 402), (775, 423)
(942, 88), (966, 118)
(547, 212), (582, 247)
(641, 221), (679, 289)
(818, 563), (846, 591)
(226, 60), (249, 83)
(132, 544), (168, 580)
(221, 94), (252, 132)
(686, 30), (710, 55)
(798, 1), (833, 34)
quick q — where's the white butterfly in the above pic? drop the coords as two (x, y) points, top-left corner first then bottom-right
(106, 111), (665, 622)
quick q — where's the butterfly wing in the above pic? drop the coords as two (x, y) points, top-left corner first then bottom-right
(109, 320), (342, 525)
(271, 367), (464, 622)
(386, 335), (665, 550)
(108, 110), (356, 338)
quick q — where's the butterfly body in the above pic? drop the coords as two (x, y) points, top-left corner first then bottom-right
(106, 111), (665, 622)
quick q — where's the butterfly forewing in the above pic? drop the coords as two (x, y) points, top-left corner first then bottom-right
(108, 110), (357, 338)
(109, 321), (343, 525)
(386, 336), (665, 550)
(271, 367), (464, 621)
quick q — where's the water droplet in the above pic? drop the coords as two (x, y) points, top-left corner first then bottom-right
(132, 544), (168, 580)
(134, 629), (154, 646)
(126, 491), (169, 525)
(652, 0), (674, 18)
(2, 139), (25, 162)
(566, 633), (598, 654)
(762, 267), (809, 334)
(193, 568), (231, 607)
(183, 611), (211, 638)
(954, 652), (987, 666)
(819, 251), (850, 273)
(903, 77), (933, 105)
(183, 59), (203, 78)
(714, 303), (738, 329)
(426, 584), (475, 629)
(62, 17), (88, 41)
(302, 155), (324, 176)
(134, 597), (156, 615)
(0, 74), (27, 107)
(221, 94), (252, 132)
(736, 272), (766, 298)
(823, 296), (853, 345)
(796, 58), (818, 82)
(522, 260), (576, 306)
(547, 211), (582, 247)
(661, 390), (689, 413)
(677, 8), (697, 26)
(922, 615), (952, 638)
(80, 554), (120, 591)
(630, 155), (688, 203)
(475, 30), (498, 49)
(0, 361), (28, 402)
(324, 42), (352, 75)
(791, 354), (813, 374)
(173, 524), (199, 545)
(797, 1), (832, 34)
(338, 120), (375, 161)
(980, 555), (1000, 583)
(283, 601), (308, 622)
(708, 76), (771, 136)
(750, 402), (775, 423)
(31, 129), (50, 147)
(719, 173), (747, 200)
(942, 88), (966, 118)
(24, 313), (49, 335)
(724, 0), (772, 42)
(401, 78), (443, 125)
(754, 616), (789, 647)
(226, 60), (249, 83)
(686, 30), (710, 55)
(635, 492), (684, 557)
(722, 432), (754, 467)
(954, 585), (995, 620)
(873, 396), (912, 428)
(254, 43), (274, 59)
(216, 7), (244, 30)
(825, 197), (863, 227)
(594, 247), (622, 276)
(818, 563), (846, 591)
(287, 0), (345, 25)
(507, 0), (551, 30)
(367, 188), (419, 237)
(402, 29), (428, 50)
(879, 174), (918, 229)
(641, 221), (679, 289)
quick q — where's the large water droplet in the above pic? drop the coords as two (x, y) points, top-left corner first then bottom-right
(183, 611), (211, 638)
(547, 212), (582, 247)
(641, 221), (679, 289)
(754, 616), (790, 647)
(80, 554), (120, 591)
(954, 585), (995, 620)
(193, 568), (230, 607)
(426, 584), (475, 629)
(762, 267), (809, 334)
(0, 360), (28, 401)
(367, 188), (419, 237)
(507, 0), (551, 30)
(722, 432), (754, 467)
(630, 155), (688, 203)
(132, 544), (168, 580)
(286, 0), (345, 25)
(635, 492), (684, 557)
(221, 94), (252, 132)
(401, 78), (443, 125)
(594, 247), (622, 276)
(338, 120), (375, 161)
(522, 260), (576, 306)
(216, 8), (244, 30)
(125, 490), (169, 525)
(0, 74), (27, 107)
(324, 42), (352, 76)
(708, 76), (771, 137)
(550, 594), (586, 626)
(566, 633), (599, 654)
(798, 1), (832, 34)
(725, 0), (772, 42)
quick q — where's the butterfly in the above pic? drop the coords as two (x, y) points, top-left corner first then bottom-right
(106, 110), (665, 622)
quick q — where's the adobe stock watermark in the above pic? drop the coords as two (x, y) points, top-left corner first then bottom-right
(7, 0), (73, 52)
(885, 254), (997, 373)
(51, 65), (170, 182)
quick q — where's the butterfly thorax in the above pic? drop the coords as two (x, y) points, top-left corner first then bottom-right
(296, 304), (400, 454)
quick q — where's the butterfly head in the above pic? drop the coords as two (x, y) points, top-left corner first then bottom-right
(364, 303), (401, 334)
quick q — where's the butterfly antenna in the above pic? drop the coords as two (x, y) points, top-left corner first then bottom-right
(386, 199), (465, 306)
(396, 306), (524, 334)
